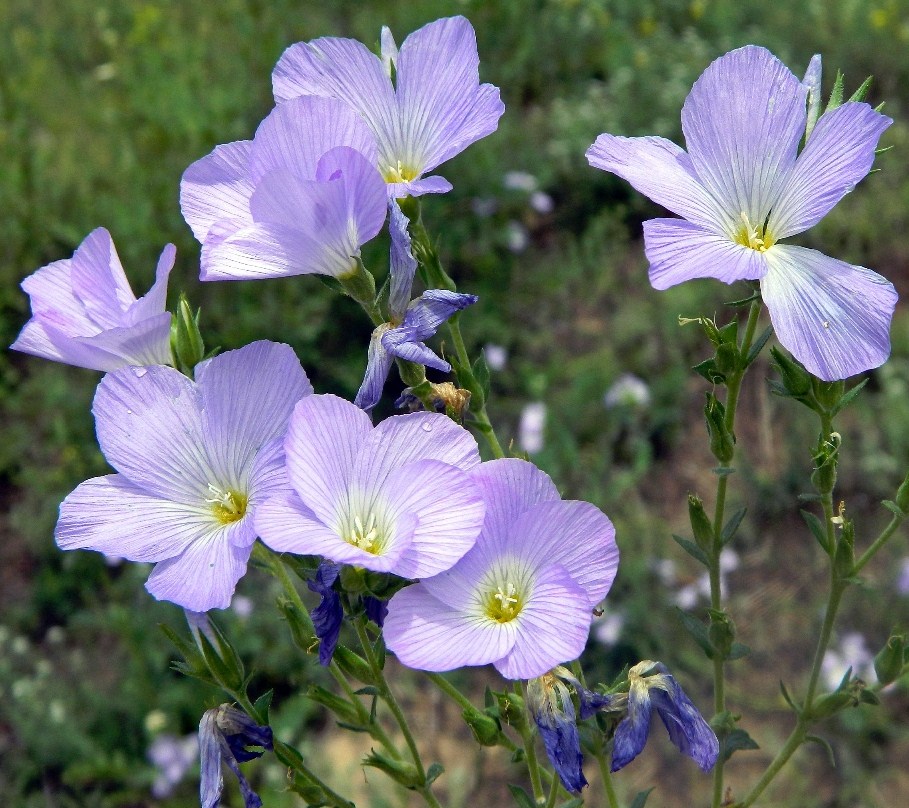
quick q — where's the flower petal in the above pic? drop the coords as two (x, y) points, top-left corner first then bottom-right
(769, 102), (892, 239)
(68, 228), (137, 328)
(385, 584), (517, 671)
(611, 686), (653, 771)
(145, 531), (252, 611)
(651, 683), (719, 772)
(389, 175), (453, 198)
(56, 474), (212, 561)
(354, 326), (395, 411)
(196, 341), (312, 487)
(388, 199), (418, 319)
(395, 16), (504, 174)
(180, 140), (254, 242)
(643, 218), (768, 290)
(760, 244), (897, 380)
(682, 45), (806, 226)
(495, 565), (592, 680)
(126, 243), (175, 324)
(17, 258), (94, 335)
(284, 394), (373, 526)
(586, 135), (724, 229)
(399, 290), (478, 342)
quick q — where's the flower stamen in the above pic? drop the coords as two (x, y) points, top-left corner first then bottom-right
(735, 212), (774, 252)
(485, 581), (523, 622)
(347, 512), (382, 553)
(206, 484), (248, 524)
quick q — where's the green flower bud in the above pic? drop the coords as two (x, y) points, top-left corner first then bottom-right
(809, 689), (853, 719)
(462, 706), (502, 746)
(704, 393), (735, 464)
(688, 494), (715, 553)
(363, 751), (423, 788)
(333, 644), (378, 686)
(306, 684), (365, 726)
(169, 294), (206, 375)
(770, 347), (812, 398)
(708, 609), (736, 659)
(874, 633), (907, 686)
(895, 471), (909, 514)
(276, 598), (317, 654)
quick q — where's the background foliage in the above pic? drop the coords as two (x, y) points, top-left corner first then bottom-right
(2, 0), (909, 805)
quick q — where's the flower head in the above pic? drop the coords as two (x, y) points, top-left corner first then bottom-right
(272, 16), (504, 198)
(355, 201), (477, 409)
(55, 341), (312, 611)
(587, 46), (897, 381)
(181, 96), (387, 282)
(384, 459), (618, 679)
(11, 227), (174, 372)
(255, 394), (485, 579)
(200, 704), (273, 808)
(611, 661), (718, 772)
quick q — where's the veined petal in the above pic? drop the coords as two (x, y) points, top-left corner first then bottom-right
(353, 412), (481, 493)
(126, 243), (175, 324)
(399, 290), (478, 341)
(389, 175), (453, 198)
(314, 146), (388, 247)
(284, 394), (372, 527)
(586, 135), (725, 230)
(511, 500), (618, 607)
(495, 565), (592, 680)
(93, 365), (215, 502)
(395, 16), (504, 174)
(469, 458), (560, 544)
(272, 36), (399, 160)
(382, 331), (449, 371)
(255, 490), (348, 555)
(56, 474), (212, 561)
(760, 244), (897, 380)
(379, 459), (485, 578)
(249, 96), (377, 184)
(196, 342), (312, 488)
(611, 686), (653, 771)
(769, 103), (892, 238)
(651, 684), (718, 772)
(70, 313), (173, 368)
(643, 218), (768, 290)
(180, 140), (254, 242)
(354, 326), (395, 411)
(388, 199), (418, 320)
(69, 228), (136, 328)
(18, 258), (94, 336)
(145, 531), (253, 611)
(682, 45), (806, 227)
(385, 585), (517, 671)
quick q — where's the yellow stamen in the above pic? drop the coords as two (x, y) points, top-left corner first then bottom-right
(206, 484), (248, 524)
(735, 212), (774, 252)
(485, 582), (523, 623)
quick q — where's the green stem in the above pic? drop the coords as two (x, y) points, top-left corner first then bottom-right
(735, 721), (808, 808)
(544, 766), (561, 808)
(854, 510), (906, 574)
(426, 672), (477, 712)
(596, 752), (621, 808)
(709, 299), (762, 808)
(515, 682), (545, 803)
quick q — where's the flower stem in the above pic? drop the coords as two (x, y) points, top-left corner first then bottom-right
(596, 751), (621, 808)
(853, 510), (906, 574)
(517, 681), (546, 802)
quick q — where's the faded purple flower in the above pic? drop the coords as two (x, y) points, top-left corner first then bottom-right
(611, 661), (718, 772)
(355, 200), (477, 409)
(11, 227), (174, 372)
(181, 96), (387, 282)
(255, 394), (485, 578)
(272, 16), (504, 197)
(308, 561), (343, 666)
(200, 704), (273, 808)
(587, 46), (897, 381)
(56, 341), (312, 611)
(384, 459), (618, 679)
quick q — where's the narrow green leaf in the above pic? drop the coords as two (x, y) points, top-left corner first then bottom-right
(354, 686), (380, 697)
(727, 643), (751, 661)
(473, 352), (491, 403)
(721, 507), (747, 545)
(629, 787), (655, 808)
(693, 358), (725, 385)
(676, 608), (715, 659)
(779, 681), (800, 713)
(825, 70), (845, 111)
(724, 290), (762, 307)
(425, 762), (445, 785)
(744, 326), (773, 369)
(507, 784), (536, 808)
(671, 534), (711, 566)
(253, 690), (274, 724)
(847, 76), (873, 103)
(805, 734), (836, 767)
(801, 509), (830, 553)
(881, 500), (906, 518)
(831, 378), (868, 416)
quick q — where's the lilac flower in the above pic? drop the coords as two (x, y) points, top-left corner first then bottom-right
(308, 561), (343, 666)
(587, 46), (897, 381)
(272, 16), (504, 198)
(55, 341), (312, 611)
(355, 200), (477, 409)
(200, 704), (273, 808)
(149, 733), (198, 799)
(611, 661), (718, 772)
(11, 227), (174, 372)
(255, 394), (485, 578)
(384, 459), (618, 679)
(180, 96), (387, 281)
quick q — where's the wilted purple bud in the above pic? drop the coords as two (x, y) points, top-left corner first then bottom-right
(307, 562), (343, 666)
(200, 704), (273, 808)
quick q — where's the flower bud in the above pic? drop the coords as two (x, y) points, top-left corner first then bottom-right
(708, 609), (736, 659)
(770, 347), (812, 398)
(462, 706), (502, 746)
(688, 494), (715, 553)
(704, 393), (735, 464)
(363, 751), (423, 788)
(874, 633), (907, 686)
(170, 294), (206, 375)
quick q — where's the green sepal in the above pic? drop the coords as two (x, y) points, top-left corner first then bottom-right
(333, 645), (378, 686)
(830, 378), (868, 416)
(693, 357), (725, 385)
(721, 507), (747, 545)
(271, 553), (322, 580)
(801, 509), (830, 553)
(808, 690), (852, 719)
(462, 705), (503, 746)
(363, 750), (423, 789)
(894, 469), (909, 513)
(493, 690), (526, 730)
(307, 685), (367, 726)
(169, 294), (207, 375)
(507, 784), (536, 808)
(373, 632), (387, 670)
(715, 342), (739, 376)
(159, 624), (214, 684)
(671, 534), (710, 567)
(252, 690), (274, 725)
(724, 289), (761, 307)
(743, 325), (773, 369)
(676, 608), (714, 660)
(811, 376), (846, 414)
(340, 565), (369, 594)
(825, 70), (845, 112)
(197, 619), (245, 691)
(805, 734), (836, 768)
(472, 351), (491, 406)
(874, 633), (906, 685)
(629, 788), (655, 808)
(779, 681), (801, 714)
(425, 762), (444, 786)
(337, 261), (378, 311)
(847, 76), (873, 103)
(276, 597), (317, 654)
(770, 347), (813, 401)
(704, 392), (735, 464)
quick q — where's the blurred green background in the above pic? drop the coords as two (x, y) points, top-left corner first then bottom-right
(2, 0), (909, 805)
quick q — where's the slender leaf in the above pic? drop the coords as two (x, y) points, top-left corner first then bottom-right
(672, 534), (710, 566)
(721, 507), (747, 545)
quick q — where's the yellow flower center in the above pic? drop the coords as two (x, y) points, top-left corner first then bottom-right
(206, 484), (248, 524)
(346, 512), (382, 554)
(734, 212), (775, 252)
(382, 159), (419, 184)
(484, 581), (523, 623)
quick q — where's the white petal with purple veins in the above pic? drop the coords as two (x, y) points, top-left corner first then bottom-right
(180, 141), (255, 242)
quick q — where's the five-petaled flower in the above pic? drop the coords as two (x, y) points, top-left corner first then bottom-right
(587, 45), (897, 381)
(55, 341), (313, 611)
(355, 200), (478, 409)
(272, 15), (504, 198)
(384, 458), (618, 679)
(611, 660), (719, 772)
(11, 227), (174, 372)
(255, 393), (485, 579)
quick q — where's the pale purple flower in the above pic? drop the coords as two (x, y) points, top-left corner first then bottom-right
(55, 341), (312, 611)
(587, 45), (897, 381)
(255, 394), (485, 578)
(384, 458), (618, 679)
(11, 227), (174, 372)
(604, 373), (650, 409)
(611, 661), (718, 772)
(149, 733), (198, 798)
(897, 557), (909, 596)
(518, 401), (546, 453)
(821, 631), (877, 691)
(355, 200), (477, 409)
(272, 16), (504, 198)
(180, 96), (387, 281)
(483, 343), (507, 371)
(200, 704), (272, 808)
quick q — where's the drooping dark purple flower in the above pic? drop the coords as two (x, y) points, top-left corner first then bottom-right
(355, 200), (477, 410)
(200, 704), (273, 808)
(587, 46), (897, 381)
(363, 596), (389, 628)
(307, 561), (343, 665)
(11, 227), (174, 372)
(273, 16), (504, 198)
(611, 661), (718, 773)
